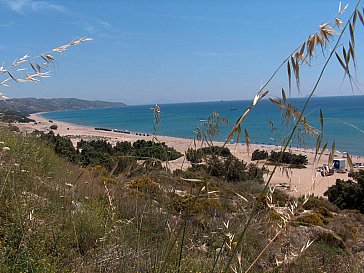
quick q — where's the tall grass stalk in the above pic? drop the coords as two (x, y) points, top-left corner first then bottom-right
(222, 2), (362, 271)
(176, 219), (187, 273)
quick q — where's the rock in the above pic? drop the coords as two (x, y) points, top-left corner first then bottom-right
(310, 226), (345, 249)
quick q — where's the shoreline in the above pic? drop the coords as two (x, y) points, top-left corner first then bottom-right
(14, 112), (364, 197)
(35, 112), (329, 154)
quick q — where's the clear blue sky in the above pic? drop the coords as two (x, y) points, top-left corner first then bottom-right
(1, 0), (363, 105)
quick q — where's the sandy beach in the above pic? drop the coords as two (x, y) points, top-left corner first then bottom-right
(15, 112), (364, 197)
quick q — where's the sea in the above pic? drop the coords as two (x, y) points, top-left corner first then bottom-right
(42, 95), (364, 156)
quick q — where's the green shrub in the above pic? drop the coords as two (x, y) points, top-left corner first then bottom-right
(38, 131), (78, 163)
(205, 154), (264, 182)
(324, 170), (364, 213)
(38, 134), (182, 171)
(251, 149), (268, 160)
(268, 150), (308, 165)
(199, 146), (231, 157)
(185, 148), (204, 163)
(132, 139), (182, 161)
(114, 141), (133, 155)
(185, 146), (231, 163)
(0, 110), (35, 123)
(296, 213), (326, 226)
(301, 196), (339, 213)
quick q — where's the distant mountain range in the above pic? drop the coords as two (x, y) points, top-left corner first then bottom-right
(0, 97), (126, 114)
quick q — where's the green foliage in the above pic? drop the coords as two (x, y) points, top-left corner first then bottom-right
(295, 213), (326, 226)
(324, 170), (364, 213)
(37, 133), (182, 173)
(78, 139), (114, 166)
(200, 146), (231, 157)
(349, 170), (364, 188)
(114, 141), (133, 155)
(185, 146), (231, 163)
(251, 149), (268, 161)
(268, 150), (308, 165)
(185, 148), (204, 163)
(0, 97), (126, 115)
(0, 109), (35, 123)
(72, 200), (109, 255)
(185, 152), (264, 183)
(202, 154), (264, 182)
(301, 196), (339, 213)
(132, 139), (182, 161)
(0, 128), (82, 271)
(1, 127), (363, 272)
(37, 131), (78, 163)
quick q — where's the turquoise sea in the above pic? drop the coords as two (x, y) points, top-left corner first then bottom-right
(42, 96), (364, 155)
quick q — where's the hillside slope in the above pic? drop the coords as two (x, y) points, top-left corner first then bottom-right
(0, 126), (363, 272)
(0, 97), (126, 114)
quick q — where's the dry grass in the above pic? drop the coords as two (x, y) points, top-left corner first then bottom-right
(0, 37), (92, 100)
(1, 2), (364, 272)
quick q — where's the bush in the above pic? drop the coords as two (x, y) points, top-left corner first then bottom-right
(247, 163), (265, 181)
(205, 154), (264, 182)
(77, 139), (113, 155)
(324, 170), (364, 213)
(251, 149), (268, 161)
(301, 196), (339, 213)
(39, 134), (182, 171)
(49, 124), (58, 130)
(0, 110), (35, 123)
(127, 177), (161, 198)
(114, 141), (133, 155)
(185, 146), (231, 163)
(295, 212), (326, 226)
(223, 155), (248, 181)
(78, 140), (113, 166)
(268, 150), (308, 165)
(39, 131), (78, 162)
(200, 146), (231, 157)
(132, 139), (182, 161)
(168, 193), (222, 216)
(185, 148), (204, 163)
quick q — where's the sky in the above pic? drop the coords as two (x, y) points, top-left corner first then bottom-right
(0, 0), (363, 105)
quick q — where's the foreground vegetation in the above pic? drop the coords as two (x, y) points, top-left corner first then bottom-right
(1, 125), (364, 272)
(2, 2), (364, 272)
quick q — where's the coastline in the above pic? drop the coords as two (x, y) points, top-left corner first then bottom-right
(15, 112), (364, 197)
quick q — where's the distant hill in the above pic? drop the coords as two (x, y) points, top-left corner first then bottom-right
(0, 97), (126, 114)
